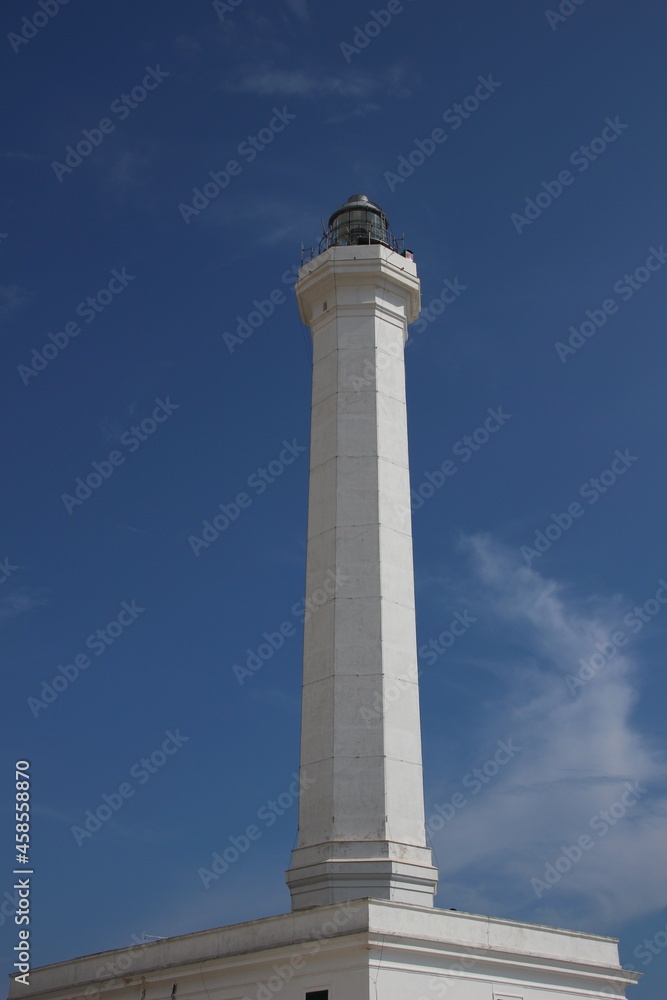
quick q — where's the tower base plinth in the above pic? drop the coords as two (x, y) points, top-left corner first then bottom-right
(286, 840), (438, 909)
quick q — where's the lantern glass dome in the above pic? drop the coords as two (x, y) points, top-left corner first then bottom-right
(322, 194), (394, 251)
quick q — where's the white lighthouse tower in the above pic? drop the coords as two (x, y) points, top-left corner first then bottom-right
(286, 194), (438, 911)
(10, 197), (639, 1000)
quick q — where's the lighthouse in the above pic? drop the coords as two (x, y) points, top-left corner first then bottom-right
(10, 196), (639, 1000)
(286, 194), (438, 910)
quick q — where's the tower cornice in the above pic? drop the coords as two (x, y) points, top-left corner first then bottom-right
(296, 244), (421, 330)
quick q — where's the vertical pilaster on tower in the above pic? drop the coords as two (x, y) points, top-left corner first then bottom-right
(286, 196), (438, 911)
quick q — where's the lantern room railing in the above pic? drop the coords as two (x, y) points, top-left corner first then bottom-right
(318, 221), (405, 255)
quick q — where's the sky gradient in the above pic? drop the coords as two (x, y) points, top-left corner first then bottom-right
(2, 2), (666, 998)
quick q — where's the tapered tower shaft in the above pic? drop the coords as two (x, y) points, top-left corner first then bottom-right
(286, 197), (437, 911)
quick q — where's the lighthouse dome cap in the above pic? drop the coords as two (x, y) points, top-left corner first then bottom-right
(328, 193), (389, 228)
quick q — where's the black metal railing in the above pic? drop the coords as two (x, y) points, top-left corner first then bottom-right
(318, 224), (404, 255)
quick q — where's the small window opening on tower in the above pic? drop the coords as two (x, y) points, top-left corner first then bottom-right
(305, 991), (329, 1000)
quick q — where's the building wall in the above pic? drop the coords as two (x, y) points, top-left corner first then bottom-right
(9, 902), (637, 1000)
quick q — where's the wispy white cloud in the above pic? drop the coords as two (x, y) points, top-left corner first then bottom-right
(326, 102), (382, 125)
(199, 193), (314, 247)
(172, 34), (202, 56)
(221, 64), (412, 102)
(0, 151), (40, 161)
(102, 150), (152, 202)
(427, 534), (667, 930)
(37, 800), (181, 845)
(0, 283), (32, 317)
(0, 588), (47, 627)
(285, 0), (310, 22)
(213, 11), (290, 58)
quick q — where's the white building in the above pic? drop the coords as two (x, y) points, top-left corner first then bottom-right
(9, 195), (639, 1000)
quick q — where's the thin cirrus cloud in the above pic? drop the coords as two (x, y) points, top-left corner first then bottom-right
(0, 151), (40, 161)
(34, 801), (180, 847)
(103, 150), (152, 198)
(0, 284), (32, 318)
(284, 0), (310, 22)
(220, 66), (411, 102)
(428, 534), (667, 930)
(0, 588), (48, 628)
(326, 102), (382, 125)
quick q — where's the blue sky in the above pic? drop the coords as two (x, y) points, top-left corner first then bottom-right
(2, 0), (667, 997)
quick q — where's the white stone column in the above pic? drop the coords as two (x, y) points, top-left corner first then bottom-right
(286, 244), (438, 910)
